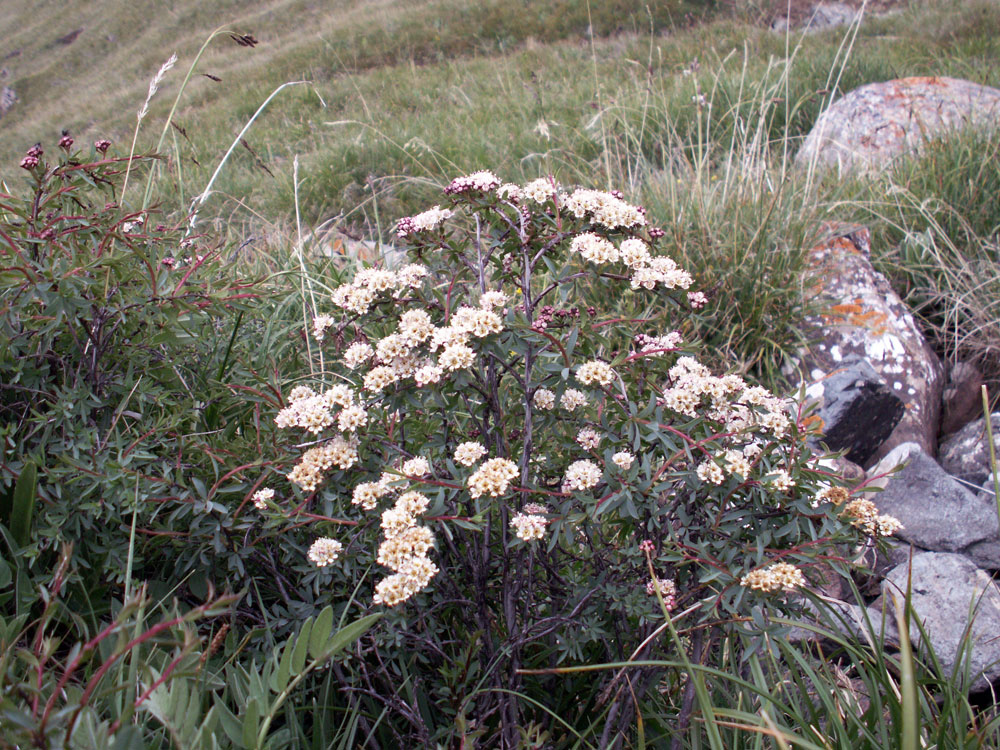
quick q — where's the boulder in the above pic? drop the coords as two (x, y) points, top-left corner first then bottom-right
(790, 225), (943, 464)
(939, 414), (1000, 487)
(804, 358), (904, 465)
(869, 443), (1000, 568)
(882, 552), (1000, 692)
(796, 77), (1000, 175)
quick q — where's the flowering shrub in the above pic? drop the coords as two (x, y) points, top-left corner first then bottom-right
(0, 140), (263, 592)
(258, 172), (898, 742)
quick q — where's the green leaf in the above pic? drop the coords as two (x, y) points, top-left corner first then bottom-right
(241, 698), (260, 749)
(270, 639), (293, 695)
(212, 694), (243, 746)
(321, 612), (383, 660)
(290, 616), (313, 675)
(308, 606), (334, 660)
(9, 462), (37, 548)
(111, 725), (146, 750)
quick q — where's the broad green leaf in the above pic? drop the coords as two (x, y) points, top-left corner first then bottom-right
(308, 606), (334, 660)
(9, 462), (36, 548)
(270, 639), (293, 695)
(241, 698), (260, 749)
(212, 694), (243, 746)
(322, 612), (383, 660)
(290, 616), (313, 675)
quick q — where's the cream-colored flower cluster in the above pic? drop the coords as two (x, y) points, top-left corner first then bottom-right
(352, 478), (391, 511)
(740, 562), (806, 593)
(630, 256), (694, 292)
(815, 486), (850, 506)
(576, 360), (615, 387)
(454, 441), (487, 466)
(287, 437), (359, 492)
(662, 357), (791, 440)
(479, 290), (507, 310)
(564, 459), (602, 492)
(468, 457), (520, 498)
(522, 177), (559, 204)
(308, 537), (343, 567)
(510, 512), (548, 541)
(275, 386), (339, 434)
(533, 388), (556, 410)
(696, 460), (725, 485)
(612, 451), (634, 470)
(373, 490), (438, 606)
(395, 205), (453, 237)
(563, 188), (646, 229)
(570, 232), (619, 264)
(331, 264), (429, 316)
(843, 498), (903, 537)
(311, 314), (336, 342)
(576, 427), (601, 450)
(343, 341), (374, 369)
(560, 389), (587, 411)
(446, 170), (501, 194)
(252, 487), (275, 510)
(636, 332), (683, 358)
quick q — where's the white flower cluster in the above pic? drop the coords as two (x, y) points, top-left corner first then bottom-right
(563, 460), (602, 492)
(661, 357), (790, 439)
(560, 389), (587, 411)
(479, 290), (507, 310)
(630, 256), (694, 291)
(576, 360), (615, 387)
(468, 457), (520, 499)
(612, 451), (634, 470)
(636, 332), (683, 358)
(454, 441), (487, 466)
(311, 314), (336, 342)
(331, 264), (429, 316)
(740, 562), (806, 593)
(522, 177), (559, 204)
(445, 170), (501, 195)
(287, 437), (359, 492)
(510, 512), (548, 541)
(343, 341), (374, 369)
(373, 491), (439, 606)
(395, 205), (453, 237)
(843, 499), (903, 537)
(768, 469), (794, 492)
(533, 388), (556, 410)
(576, 427), (601, 450)
(620, 238), (651, 268)
(251, 487), (275, 510)
(563, 188), (646, 229)
(274, 386), (340, 434)
(570, 232), (619, 264)
(452, 305), (503, 338)
(308, 537), (343, 567)
(352, 478), (392, 511)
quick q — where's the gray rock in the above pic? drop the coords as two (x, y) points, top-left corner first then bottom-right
(870, 443), (1000, 568)
(807, 358), (904, 465)
(797, 77), (1000, 175)
(882, 552), (1000, 692)
(805, 3), (859, 31)
(0, 85), (16, 118)
(789, 225), (943, 465)
(939, 414), (1000, 487)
